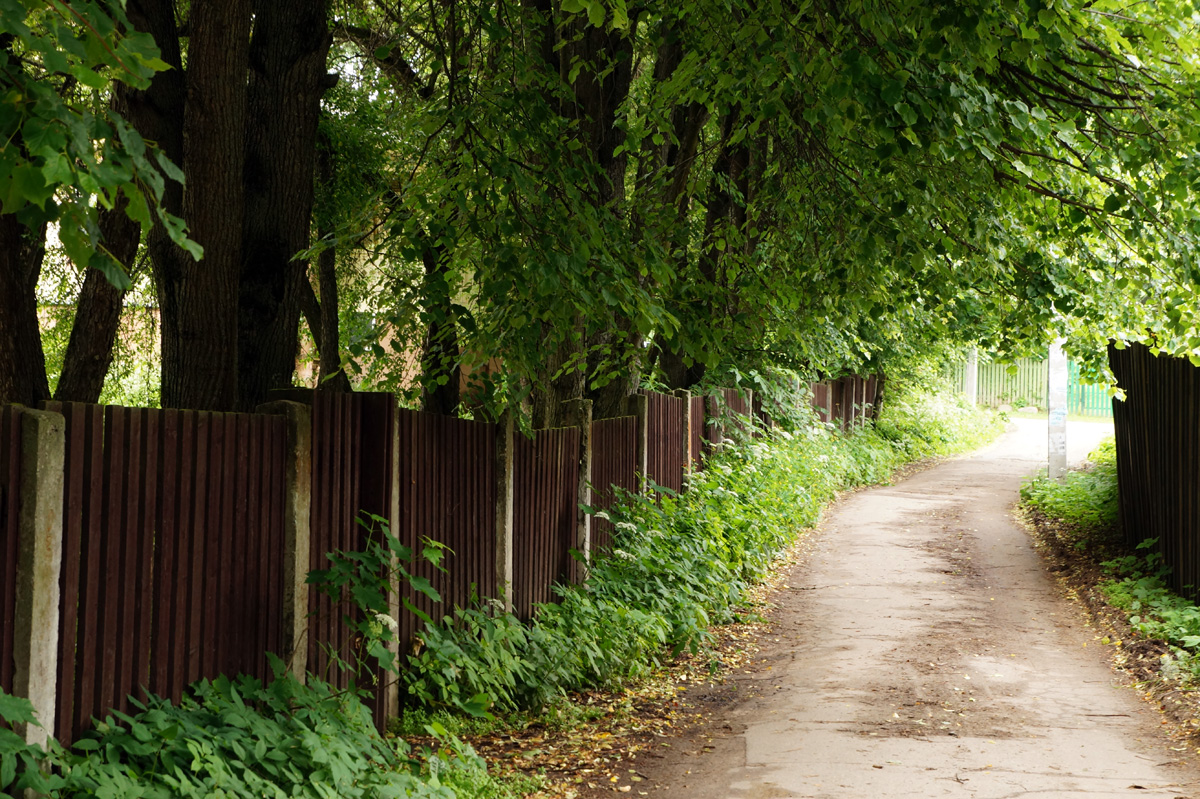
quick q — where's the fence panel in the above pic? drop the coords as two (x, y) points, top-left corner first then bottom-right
(976, 358), (1049, 408)
(1109, 343), (1200, 596)
(643, 391), (685, 494)
(865, 376), (879, 419)
(40, 403), (287, 745)
(395, 410), (496, 651)
(1068, 360), (1113, 418)
(512, 427), (580, 619)
(688, 395), (705, 467)
(307, 391), (395, 726)
(721, 387), (750, 419)
(0, 406), (22, 697)
(589, 416), (637, 552)
(811, 382), (830, 422)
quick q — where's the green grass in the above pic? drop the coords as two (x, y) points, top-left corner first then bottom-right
(1020, 437), (1119, 545)
(1021, 438), (1200, 685)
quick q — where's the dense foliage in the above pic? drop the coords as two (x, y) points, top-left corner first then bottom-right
(320, 384), (1001, 716)
(8, 0), (1200, 414)
(0, 657), (530, 799)
(1020, 436), (1120, 537)
(1022, 438), (1200, 684)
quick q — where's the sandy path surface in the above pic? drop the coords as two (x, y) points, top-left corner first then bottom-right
(629, 418), (1200, 799)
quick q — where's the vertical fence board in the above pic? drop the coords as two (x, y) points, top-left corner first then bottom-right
(642, 391), (685, 495)
(512, 427), (580, 619)
(0, 406), (22, 698)
(1110, 343), (1200, 596)
(588, 416), (637, 554)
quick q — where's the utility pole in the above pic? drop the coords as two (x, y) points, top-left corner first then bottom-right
(1048, 340), (1068, 479)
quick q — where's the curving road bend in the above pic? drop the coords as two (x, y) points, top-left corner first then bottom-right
(636, 418), (1200, 799)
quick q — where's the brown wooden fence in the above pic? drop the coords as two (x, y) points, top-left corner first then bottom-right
(590, 415), (637, 552)
(0, 406), (21, 698)
(512, 426), (581, 618)
(644, 391), (686, 495)
(3, 374), (889, 742)
(809, 377), (880, 429)
(1109, 343), (1200, 596)
(39, 402), (288, 745)
(306, 391), (397, 726)
(394, 409), (497, 648)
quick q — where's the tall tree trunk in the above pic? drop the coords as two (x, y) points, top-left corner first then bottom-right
(297, 239), (353, 393)
(54, 186), (144, 403)
(559, 19), (637, 420)
(314, 244), (352, 392)
(659, 108), (747, 390)
(0, 218), (49, 406)
(419, 241), (461, 416)
(147, 0), (251, 410)
(237, 0), (332, 410)
(593, 26), (709, 411)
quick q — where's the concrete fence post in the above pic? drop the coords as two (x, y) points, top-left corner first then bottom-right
(560, 399), (592, 580)
(384, 405), (402, 719)
(256, 400), (312, 683)
(744, 389), (754, 435)
(673, 389), (692, 482)
(12, 408), (65, 748)
(494, 411), (515, 614)
(1048, 341), (1068, 480)
(964, 347), (979, 405)
(622, 394), (649, 493)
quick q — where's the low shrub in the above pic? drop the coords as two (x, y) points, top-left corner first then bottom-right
(0, 657), (514, 799)
(1020, 438), (1200, 685)
(319, 383), (1002, 717)
(1020, 437), (1119, 537)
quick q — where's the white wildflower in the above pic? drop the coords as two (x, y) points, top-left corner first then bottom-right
(615, 521), (638, 532)
(612, 549), (636, 562)
(593, 511), (611, 522)
(371, 611), (399, 633)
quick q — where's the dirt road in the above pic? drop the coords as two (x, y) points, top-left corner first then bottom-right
(631, 418), (1200, 799)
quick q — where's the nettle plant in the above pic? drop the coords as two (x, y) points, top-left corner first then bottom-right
(306, 513), (495, 720)
(0, 658), (476, 799)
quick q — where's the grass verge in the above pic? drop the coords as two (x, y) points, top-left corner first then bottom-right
(1020, 438), (1200, 745)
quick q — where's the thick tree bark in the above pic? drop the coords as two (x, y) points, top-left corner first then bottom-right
(0, 218), (49, 406)
(237, 0), (332, 410)
(133, 0), (250, 411)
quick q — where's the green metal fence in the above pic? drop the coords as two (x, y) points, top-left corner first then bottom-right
(949, 356), (1113, 418)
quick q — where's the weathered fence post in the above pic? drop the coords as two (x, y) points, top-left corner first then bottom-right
(561, 399), (592, 579)
(12, 408), (65, 747)
(673, 389), (692, 481)
(623, 394), (649, 493)
(256, 400), (313, 683)
(494, 411), (515, 613)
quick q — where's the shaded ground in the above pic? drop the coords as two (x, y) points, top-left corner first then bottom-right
(555, 419), (1200, 799)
